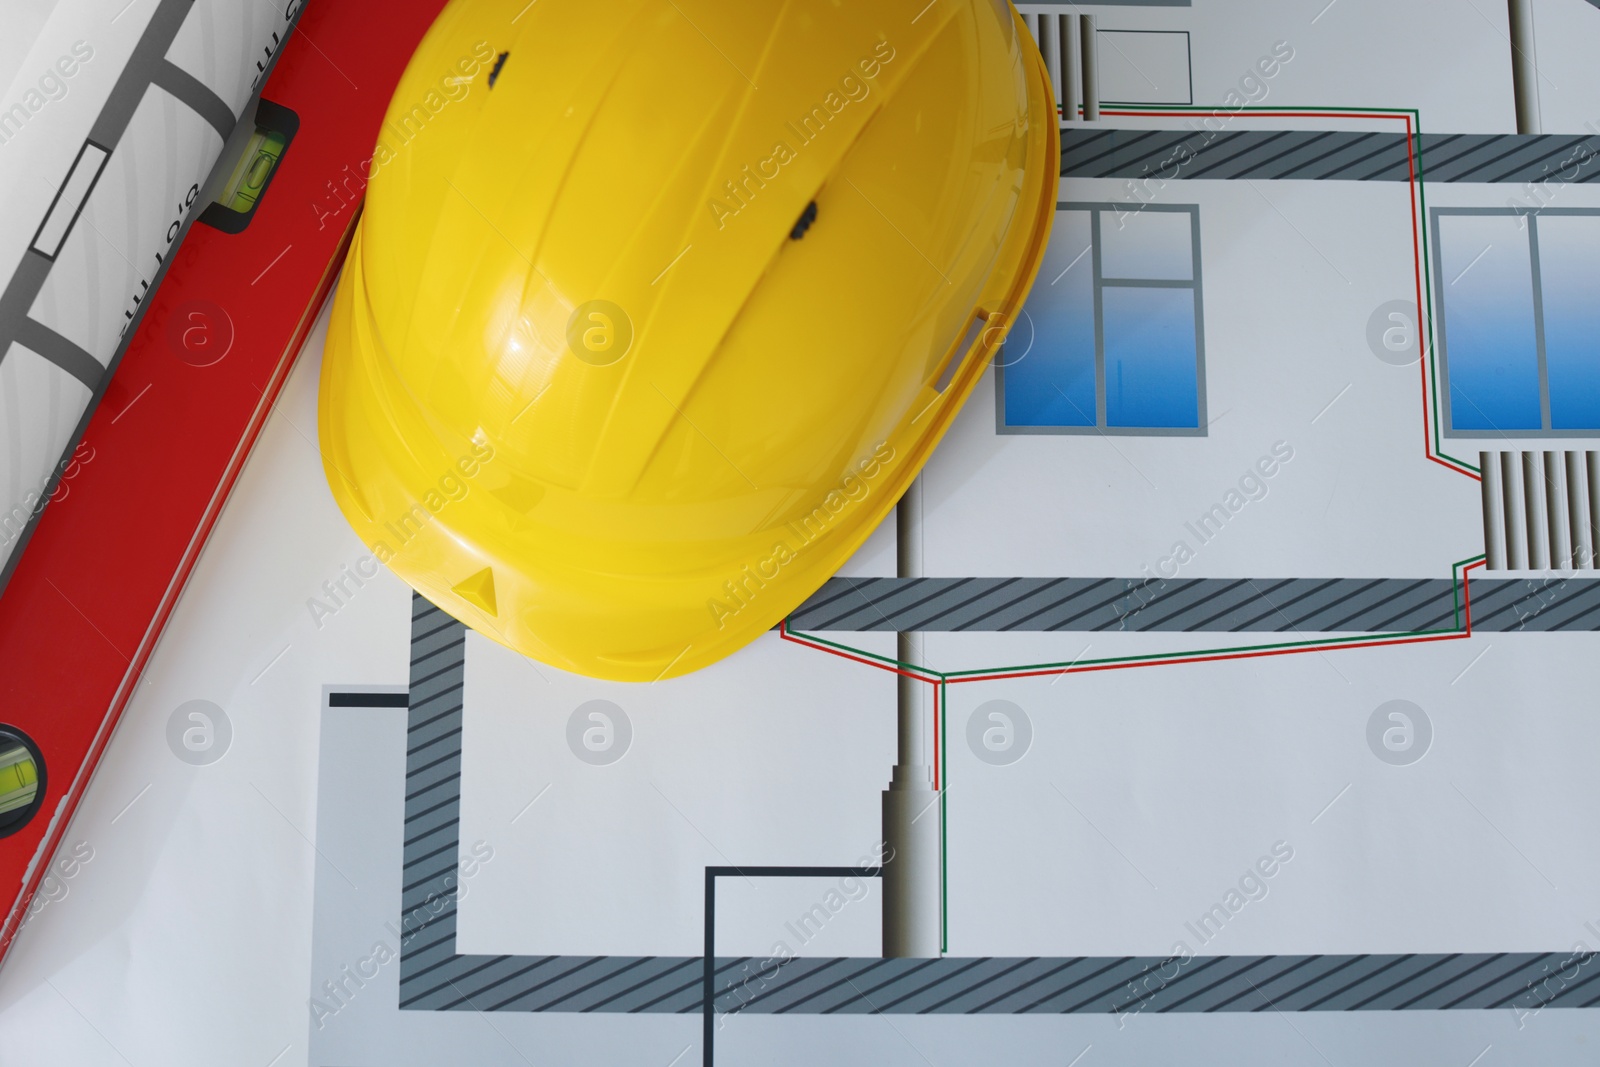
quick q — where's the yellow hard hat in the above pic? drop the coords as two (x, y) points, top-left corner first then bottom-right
(318, 0), (1057, 681)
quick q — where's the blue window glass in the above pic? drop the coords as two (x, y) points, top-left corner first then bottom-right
(1002, 209), (1095, 427)
(1436, 208), (1600, 436)
(1100, 207), (1194, 280)
(1104, 287), (1200, 429)
(1536, 215), (1600, 431)
(1000, 204), (1205, 434)
(1437, 213), (1541, 431)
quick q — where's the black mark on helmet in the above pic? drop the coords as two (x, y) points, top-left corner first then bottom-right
(790, 200), (818, 240)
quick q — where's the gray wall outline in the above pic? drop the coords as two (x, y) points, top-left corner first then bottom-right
(1059, 129), (1600, 183)
(384, 593), (1600, 1038)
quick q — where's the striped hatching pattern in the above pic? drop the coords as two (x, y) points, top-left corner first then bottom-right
(710, 951), (1600, 1016)
(398, 593), (701, 1013)
(1061, 129), (1600, 183)
(787, 576), (1600, 633)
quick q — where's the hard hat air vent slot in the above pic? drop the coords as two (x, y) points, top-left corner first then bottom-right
(932, 311), (987, 394)
(489, 51), (509, 88)
(789, 200), (818, 240)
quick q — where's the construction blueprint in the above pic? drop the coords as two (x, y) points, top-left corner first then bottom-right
(3, 1), (1600, 1065)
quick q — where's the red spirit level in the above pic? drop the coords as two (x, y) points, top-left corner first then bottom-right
(0, 0), (449, 965)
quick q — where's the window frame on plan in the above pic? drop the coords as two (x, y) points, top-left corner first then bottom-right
(1434, 206), (1600, 438)
(996, 201), (1208, 437)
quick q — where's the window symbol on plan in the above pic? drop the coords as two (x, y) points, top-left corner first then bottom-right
(1434, 209), (1600, 436)
(999, 203), (1206, 435)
